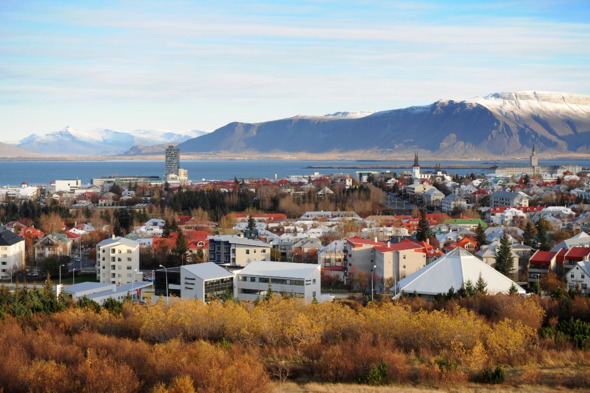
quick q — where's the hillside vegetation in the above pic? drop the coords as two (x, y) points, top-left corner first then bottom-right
(1, 284), (590, 392)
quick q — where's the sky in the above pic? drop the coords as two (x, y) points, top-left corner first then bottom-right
(1, 0), (589, 142)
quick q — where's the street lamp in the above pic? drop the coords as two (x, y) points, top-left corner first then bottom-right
(131, 268), (138, 302)
(59, 264), (64, 285)
(371, 264), (377, 301)
(159, 264), (169, 304)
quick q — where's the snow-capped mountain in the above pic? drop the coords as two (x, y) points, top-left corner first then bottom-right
(17, 127), (208, 156)
(177, 91), (590, 157)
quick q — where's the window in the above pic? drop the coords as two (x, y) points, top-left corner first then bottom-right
(312, 279), (316, 284)
(250, 277), (256, 282)
(111, 257), (115, 262)
(127, 258), (132, 262)
(246, 250), (250, 255)
(127, 266), (132, 270)
(582, 275), (586, 279)
(261, 249), (266, 253)
(571, 274), (575, 278)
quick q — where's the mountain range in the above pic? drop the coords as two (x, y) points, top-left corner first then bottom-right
(7, 91), (590, 158)
(15, 127), (208, 156)
(177, 91), (590, 158)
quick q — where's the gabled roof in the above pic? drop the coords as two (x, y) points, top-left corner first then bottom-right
(552, 232), (590, 252)
(395, 248), (525, 296)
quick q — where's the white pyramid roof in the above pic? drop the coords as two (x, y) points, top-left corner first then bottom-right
(394, 248), (525, 296)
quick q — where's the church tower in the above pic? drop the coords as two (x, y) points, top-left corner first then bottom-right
(412, 152), (421, 181)
(530, 145), (538, 168)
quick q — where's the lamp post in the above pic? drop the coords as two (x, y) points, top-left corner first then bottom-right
(59, 264), (64, 286)
(371, 264), (376, 301)
(159, 264), (169, 304)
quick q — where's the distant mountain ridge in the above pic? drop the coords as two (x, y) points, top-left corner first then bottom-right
(177, 91), (590, 157)
(17, 127), (208, 156)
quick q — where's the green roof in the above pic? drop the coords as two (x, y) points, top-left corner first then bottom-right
(445, 219), (487, 228)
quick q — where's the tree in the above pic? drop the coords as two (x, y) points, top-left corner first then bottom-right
(415, 210), (432, 242)
(475, 223), (488, 249)
(522, 221), (536, 247)
(174, 232), (189, 265)
(247, 216), (256, 231)
(535, 217), (553, 251)
(494, 232), (514, 277)
(475, 273), (488, 295)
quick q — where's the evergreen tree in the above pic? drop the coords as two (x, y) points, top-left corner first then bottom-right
(494, 231), (514, 277)
(475, 273), (488, 295)
(174, 232), (189, 264)
(247, 216), (256, 231)
(475, 223), (488, 249)
(416, 210), (432, 242)
(508, 283), (519, 296)
(523, 221), (537, 247)
(536, 217), (553, 251)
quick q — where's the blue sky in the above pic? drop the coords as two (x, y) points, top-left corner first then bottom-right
(1, 0), (589, 141)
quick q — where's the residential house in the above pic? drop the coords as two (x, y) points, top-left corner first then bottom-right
(423, 188), (445, 208)
(528, 249), (565, 287)
(0, 230), (25, 279)
(566, 262), (590, 294)
(34, 234), (73, 261)
(441, 194), (467, 214)
(489, 190), (529, 208)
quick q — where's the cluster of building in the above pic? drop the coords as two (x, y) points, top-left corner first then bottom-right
(2, 146), (590, 305)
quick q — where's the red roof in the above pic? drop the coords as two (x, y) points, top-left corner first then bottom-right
(565, 246), (590, 261)
(530, 250), (557, 266)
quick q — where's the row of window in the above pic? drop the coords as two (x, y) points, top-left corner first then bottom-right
(237, 276), (309, 286)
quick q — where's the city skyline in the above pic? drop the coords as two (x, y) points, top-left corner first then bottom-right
(1, 0), (589, 142)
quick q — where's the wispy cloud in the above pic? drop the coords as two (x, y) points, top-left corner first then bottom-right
(1, 0), (589, 137)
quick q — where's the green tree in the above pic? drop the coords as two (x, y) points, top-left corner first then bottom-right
(475, 223), (488, 248)
(415, 210), (432, 242)
(523, 221), (537, 247)
(475, 273), (488, 295)
(494, 232), (514, 276)
(174, 232), (189, 264)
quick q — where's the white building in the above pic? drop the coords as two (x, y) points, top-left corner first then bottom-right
(394, 248), (526, 297)
(235, 261), (321, 304)
(54, 179), (82, 193)
(0, 230), (25, 280)
(567, 262), (590, 294)
(180, 263), (234, 302)
(64, 281), (152, 305)
(96, 237), (141, 285)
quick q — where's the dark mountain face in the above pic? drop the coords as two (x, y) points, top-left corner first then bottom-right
(178, 92), (590, 157)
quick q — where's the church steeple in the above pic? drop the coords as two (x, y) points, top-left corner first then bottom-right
(412, 152), (421, 181)
(530, 144), (538, 168)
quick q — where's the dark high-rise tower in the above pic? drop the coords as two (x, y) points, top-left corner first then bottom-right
(165, 145), (180, 177)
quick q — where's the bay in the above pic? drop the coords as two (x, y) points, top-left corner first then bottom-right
(0, 158), (588, 187)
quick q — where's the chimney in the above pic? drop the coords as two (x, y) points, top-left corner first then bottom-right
(387, 241), (391, 248)
(374, 237), (378, 243)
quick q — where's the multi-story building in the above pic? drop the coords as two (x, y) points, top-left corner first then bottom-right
(0, 230), (25, 279)
(180, 263), (234, 302)
(208, 235), (271, 267)
(96, 237), (140, 285)
(235, 261), (321, 304)
(165, 145), (180, 177)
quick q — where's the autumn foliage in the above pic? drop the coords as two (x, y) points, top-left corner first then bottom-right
(2, 287), (590, 391)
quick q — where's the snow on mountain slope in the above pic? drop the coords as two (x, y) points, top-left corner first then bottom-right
(17, 127), (209, 155)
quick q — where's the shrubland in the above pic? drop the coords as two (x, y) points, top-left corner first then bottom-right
(1, 285), (590, 392)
